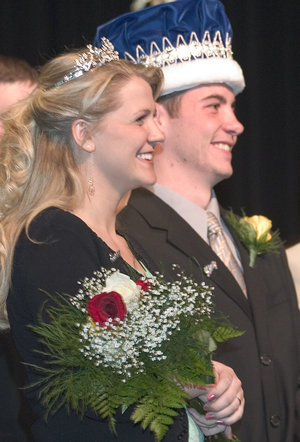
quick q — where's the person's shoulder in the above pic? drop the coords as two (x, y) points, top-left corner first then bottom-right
(128, 187), (156, 205)
(124, 188), (173, 216)
(31, 206), (82, 228)
(286, 242), (300, 259)
(286, 243), (300, 279)
(14, 208), (101, 261)
(27, 207), (90, 241)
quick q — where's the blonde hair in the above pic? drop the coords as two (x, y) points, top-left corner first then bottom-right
(0, 49), (163, 328)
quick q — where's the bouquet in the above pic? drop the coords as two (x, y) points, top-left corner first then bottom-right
(30, 267), (243, 441)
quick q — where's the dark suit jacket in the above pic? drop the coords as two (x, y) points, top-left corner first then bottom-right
(119, 187), (300, 442)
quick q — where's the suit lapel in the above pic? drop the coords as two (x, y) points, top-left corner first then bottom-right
(167, 210), (252, 320)
(128, 189), (252, 320)
(221, 207), (268, 312)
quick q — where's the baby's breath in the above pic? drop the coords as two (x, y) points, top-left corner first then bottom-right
(71, 268), (213, 378)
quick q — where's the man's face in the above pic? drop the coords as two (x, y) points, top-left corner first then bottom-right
(0, 81), (36, 138)
(159, 84), (244, 188)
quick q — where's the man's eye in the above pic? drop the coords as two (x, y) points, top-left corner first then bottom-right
(209, 103), (220, 110)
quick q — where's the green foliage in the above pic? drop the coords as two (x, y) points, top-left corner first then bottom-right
(212, 326), (244, 343)
(131, 392), (184, 441)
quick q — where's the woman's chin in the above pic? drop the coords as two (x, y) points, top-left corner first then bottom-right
(135, 174), (157, 189)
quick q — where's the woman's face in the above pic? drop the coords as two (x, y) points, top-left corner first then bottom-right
(92, 76), (164, 195)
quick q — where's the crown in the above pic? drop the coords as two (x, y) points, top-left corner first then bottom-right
(125, 31), (232, 68)
(44, 38), (119, 91)
(94, 0), (245, 96)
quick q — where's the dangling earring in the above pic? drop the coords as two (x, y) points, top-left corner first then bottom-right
(88, 152), (95, 196)
(88, 179), (95, 195)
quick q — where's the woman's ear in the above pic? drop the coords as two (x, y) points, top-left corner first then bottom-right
(71, 119), (95, 153)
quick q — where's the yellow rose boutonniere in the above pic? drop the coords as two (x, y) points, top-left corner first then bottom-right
(226, 211), (283, 267)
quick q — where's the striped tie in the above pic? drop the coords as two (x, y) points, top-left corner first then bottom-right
(207, 212), (247, 297)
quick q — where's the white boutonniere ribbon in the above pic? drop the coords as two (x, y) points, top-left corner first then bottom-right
(226, 211), (283, 268)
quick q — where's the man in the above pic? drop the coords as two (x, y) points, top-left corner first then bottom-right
(0, 54), (37, 442)
(95, 1), (300, 441)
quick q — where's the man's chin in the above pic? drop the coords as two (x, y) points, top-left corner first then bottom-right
(212, 169), (233, 187)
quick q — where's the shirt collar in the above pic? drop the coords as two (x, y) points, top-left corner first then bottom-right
(148, 184), (242, 267)
(150, 184), (221, 244)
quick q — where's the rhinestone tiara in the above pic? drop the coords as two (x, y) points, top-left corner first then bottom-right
(44, 38), (119, 91)
(124, 31), (232, 68)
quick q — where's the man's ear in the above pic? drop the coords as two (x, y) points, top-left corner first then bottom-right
(71, 119), (95, 153)
(154, 103), (169, 132)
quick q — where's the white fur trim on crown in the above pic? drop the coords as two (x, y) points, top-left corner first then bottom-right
(161, 58), (245, 96)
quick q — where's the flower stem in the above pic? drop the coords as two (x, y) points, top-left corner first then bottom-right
(249, 248), (257, 268)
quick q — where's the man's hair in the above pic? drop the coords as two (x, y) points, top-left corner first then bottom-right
(0, 55), (38, 84)
(157, 89), (187, 118)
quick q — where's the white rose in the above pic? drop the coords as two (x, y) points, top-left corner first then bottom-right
(103, 273), (140, 306)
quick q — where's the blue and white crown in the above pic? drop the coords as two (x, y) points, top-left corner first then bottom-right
(94, 0), (245, 96)
(130, 30), (232, 68)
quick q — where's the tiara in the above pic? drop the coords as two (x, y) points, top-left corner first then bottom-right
(125, 31), (232, 68)
(44, 38), (119, 91)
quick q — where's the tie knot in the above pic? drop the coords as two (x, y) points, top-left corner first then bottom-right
(207, 212), (222, 236)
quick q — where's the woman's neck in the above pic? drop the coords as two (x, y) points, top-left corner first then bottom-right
(72, 193), (145, 274)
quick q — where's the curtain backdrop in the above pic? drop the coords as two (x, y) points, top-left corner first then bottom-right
(1, 0), (299, 242)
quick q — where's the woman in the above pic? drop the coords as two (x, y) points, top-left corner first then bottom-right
(0, 40), (243, 441)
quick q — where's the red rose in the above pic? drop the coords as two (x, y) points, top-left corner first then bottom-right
(136, 279), (150, 291)
(87, 291), (126, 327)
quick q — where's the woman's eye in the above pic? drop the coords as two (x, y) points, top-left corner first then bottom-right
(136, 115), (146, 125)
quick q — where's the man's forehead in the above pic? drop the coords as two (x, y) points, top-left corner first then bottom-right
(182, 83), (235, 101)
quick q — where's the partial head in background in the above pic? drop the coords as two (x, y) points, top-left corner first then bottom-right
(0, 55), (38, 138)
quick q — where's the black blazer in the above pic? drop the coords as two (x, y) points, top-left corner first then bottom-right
(0, 332), (32, 442)
(7, 208), (189, 442)
(119, 187), (300, 442)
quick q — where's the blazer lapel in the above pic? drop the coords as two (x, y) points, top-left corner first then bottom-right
(167, 211), (252, 320)
(221, 207), (267, 311)
(128, 190), (252, 320)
